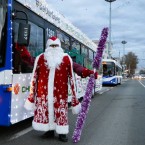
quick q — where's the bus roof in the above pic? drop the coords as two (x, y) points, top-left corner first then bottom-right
(16, 0), (97, 51)
(102, 59), (122, 68)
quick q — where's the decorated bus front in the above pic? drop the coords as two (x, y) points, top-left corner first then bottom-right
(0, 0), (34, 126)
(102, 59), (122, 85)
(0, 0), (13, 126)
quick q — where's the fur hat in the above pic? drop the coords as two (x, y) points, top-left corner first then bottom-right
(46, 36), (61, 48)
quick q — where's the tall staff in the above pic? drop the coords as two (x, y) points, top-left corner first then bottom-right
(72, 28), (109, 143)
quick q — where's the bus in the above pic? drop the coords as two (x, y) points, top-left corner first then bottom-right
(102, 59), (122, 85)
(0, 0), (102, 126)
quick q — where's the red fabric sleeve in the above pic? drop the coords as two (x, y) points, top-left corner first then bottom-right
(73, 62), (84, 77)
(82, 69), (98, 79)
(15, 43), (34, 65)
(73, 62), (98, 79)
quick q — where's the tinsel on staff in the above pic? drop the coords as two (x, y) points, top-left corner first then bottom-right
(72, 27), (109, 143)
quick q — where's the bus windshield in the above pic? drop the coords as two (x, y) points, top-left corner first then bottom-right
(103, 62), (115, 77)
(0, 0), (7, 67)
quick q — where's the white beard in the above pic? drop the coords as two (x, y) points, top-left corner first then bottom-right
(44, 47), (64, 69)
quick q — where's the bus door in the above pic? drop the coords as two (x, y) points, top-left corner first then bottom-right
(10, 5), (44, 125)
(0, 0), (13, 126)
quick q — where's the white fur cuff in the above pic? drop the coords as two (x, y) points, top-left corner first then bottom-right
(24, 99), (34, 110)
(32, 121), (55, 131)
(56, 125), (69, 134)
(72, 103), (81, 114)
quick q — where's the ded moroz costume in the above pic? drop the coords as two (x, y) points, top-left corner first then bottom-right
(24, 36), (81, 141)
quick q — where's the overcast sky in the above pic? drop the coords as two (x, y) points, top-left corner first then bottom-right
(46, 0), (145, 69)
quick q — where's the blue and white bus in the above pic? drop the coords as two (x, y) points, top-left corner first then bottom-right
(0, 0), (102, 126)
(102, 59), (122, 85)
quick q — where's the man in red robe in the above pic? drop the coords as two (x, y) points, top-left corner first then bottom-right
(24, 36), (81, 142)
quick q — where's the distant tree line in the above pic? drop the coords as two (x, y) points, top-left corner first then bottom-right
(121, 51), (138, 76)
(139, 69), (145, 74)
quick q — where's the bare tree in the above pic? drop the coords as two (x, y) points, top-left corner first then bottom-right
(124, 52), (138, 76)
(139, 69), (145, 74)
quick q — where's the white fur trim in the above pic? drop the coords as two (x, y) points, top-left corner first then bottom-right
(25, 54), (42, 111)
(46, 38), (61, 47)
(31, 54), (42, 81)
(48, 68), (55, 128)
(24, 99), (34, 111)
(72, 103), (81, 114)
(56, 125), (69, 134)
(30, 54), (42, 94)
(67, 54), (77, 93)
(32, 120), (56, 131)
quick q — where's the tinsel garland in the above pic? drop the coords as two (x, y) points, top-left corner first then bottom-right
(93, 27), (109, 69)
(72, 27), (108, 143)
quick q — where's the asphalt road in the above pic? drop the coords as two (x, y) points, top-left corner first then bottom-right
(0, 79), (145, 145)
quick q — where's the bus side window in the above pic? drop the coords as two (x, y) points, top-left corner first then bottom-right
(0, 0), (7, 67)
(13, 43), (34, 73)
(108, 69), (112, 76)
(57, 30), (70, 50)
(72, 56), (76, 62)
(116, 66), (118, 75)
(13, 22), (44, 73)
(103, 64), (108, 76)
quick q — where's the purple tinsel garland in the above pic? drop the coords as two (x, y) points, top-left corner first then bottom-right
(93, 27), (109, 69)
(72, 27), (108, 143)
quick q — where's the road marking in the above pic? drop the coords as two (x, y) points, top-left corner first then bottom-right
(138, 80), (145, 88)
(8, 127), (33, 141)
(98, 87), (113, 94)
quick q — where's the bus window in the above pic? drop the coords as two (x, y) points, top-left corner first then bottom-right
(88, 60), (93, 70)
(89, 49), (93, 60)
(103, 64), (108, 76)
(71, 56), (76, 62)
(71, 39), (81, 53)
(0, 0), (7, 67)
(57, 30), (70, 50)
(81, 45), (88, 56)
(84, 57), (88, 68)
(46, 23), (57, 40)
(103, 62), (115, 76)
(13, 22), (44, 73)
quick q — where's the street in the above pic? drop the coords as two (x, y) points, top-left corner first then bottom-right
(0, 79), (145, 145)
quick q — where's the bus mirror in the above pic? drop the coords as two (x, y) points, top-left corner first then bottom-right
(17, 23), (31, 46)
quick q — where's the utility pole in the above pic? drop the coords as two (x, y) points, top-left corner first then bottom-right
(121, 40), (127, 64)
(105, 0), (116, 59)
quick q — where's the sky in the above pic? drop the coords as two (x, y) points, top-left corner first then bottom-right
(46, 0), (145, 70)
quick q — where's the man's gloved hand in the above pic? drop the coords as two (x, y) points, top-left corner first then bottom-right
(82, 68), (98, 79)
(90, 70), (98, 79)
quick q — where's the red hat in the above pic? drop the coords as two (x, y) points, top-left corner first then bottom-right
(46, 36), (61, 48)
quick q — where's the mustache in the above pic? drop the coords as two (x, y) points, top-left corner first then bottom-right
(45, 47), (64, 53)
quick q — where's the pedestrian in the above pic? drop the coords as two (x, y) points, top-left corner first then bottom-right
(24, 36), (81, 142)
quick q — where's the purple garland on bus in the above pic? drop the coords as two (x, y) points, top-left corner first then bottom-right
(72, 27), (108, 143)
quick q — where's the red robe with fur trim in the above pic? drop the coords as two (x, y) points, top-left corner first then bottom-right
(24, 53), (81, 134)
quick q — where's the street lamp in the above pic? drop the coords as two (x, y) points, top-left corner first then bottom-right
(105, 0), (116, 59)
(121, 40), (127, 78)
(121, 40), (127, 62)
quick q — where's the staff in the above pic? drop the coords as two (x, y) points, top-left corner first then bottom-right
(72, 27), (109, 143)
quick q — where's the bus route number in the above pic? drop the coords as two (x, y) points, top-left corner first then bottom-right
(46, 28), (55, 38)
